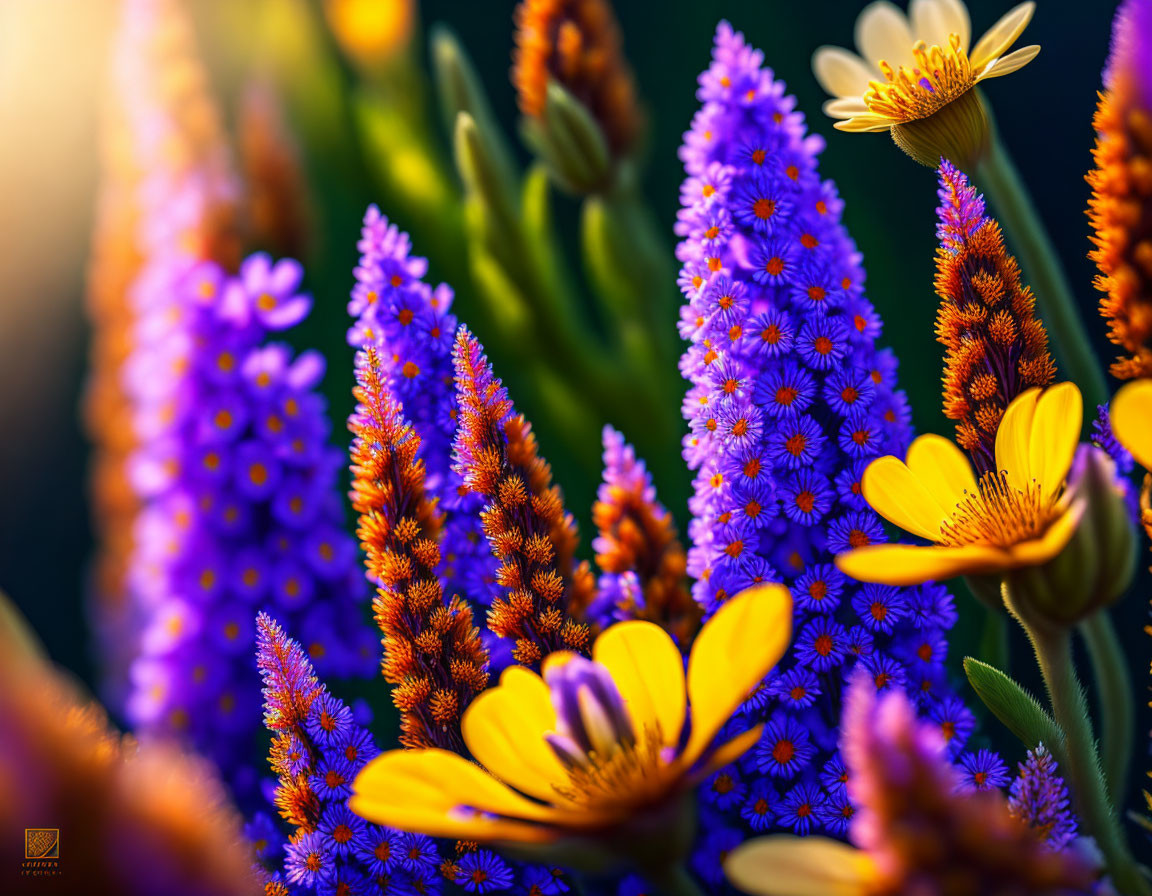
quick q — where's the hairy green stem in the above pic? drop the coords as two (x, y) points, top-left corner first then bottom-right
(1005, 586), (1149, 894)
(972, 130), (1109, 413)
(1080, 610), (1134, 808)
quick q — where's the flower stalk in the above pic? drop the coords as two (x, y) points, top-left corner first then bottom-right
(1079, 610), (1134, 805)
(972, 121), (1109, 412)
(1003, 582), (1150, 895)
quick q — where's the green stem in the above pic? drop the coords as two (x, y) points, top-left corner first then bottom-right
(972, 129), (1109, 413)
(976, 601), (1010, 675)
(1004, 586), (1149, 895)
(1080, 610), (1134, 806)
(646, 865), (706, 896)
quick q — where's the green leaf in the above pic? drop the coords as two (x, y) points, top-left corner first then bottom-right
(466, 240), (534, 349)
(963, 657), (1067, 766)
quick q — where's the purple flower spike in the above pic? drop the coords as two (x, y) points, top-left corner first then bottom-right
(677, 21), (987, 844)
(1008, 744), (1079, 851)
(121, 253), (373, 813)
(347, 205), (498, 612)
(936, 159), (987, 253)
(231, 252), (312, 330)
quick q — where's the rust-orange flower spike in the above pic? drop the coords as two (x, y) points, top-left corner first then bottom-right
(238, 81), (310, 260)
(581, 425), (700, 644)
(349, 349), (489, 752)
(512, 0), (641, 155)
(1088, 0), (1152, 379)
(452, 327), (594, 668)
(934, 159), (1055, 474)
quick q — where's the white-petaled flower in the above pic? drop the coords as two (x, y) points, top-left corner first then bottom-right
(814, 0), (1039, 131)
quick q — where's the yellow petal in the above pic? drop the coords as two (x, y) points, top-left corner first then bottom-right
(1110, 378), (1152, 471)
(996, 386), (1041, 492)
(861, 455), (950, 541)
(905, 433), (979, 509)
(970, 1), (1035, 69)
(461, 666), (569, 802)
(855, 0), (916, 68)
(348, 800), (558, 844)
(690, 725), (764, 783)
(684, 584), (791, 764)
(1027, 382), (1082, 501)
(823, 97), (871, 119)
(979, 44), (1040, 79)
(541, 650), (579, 677)
(910, 0), (970, 51)
(1007, 499), (1085, 567)
(352, 749), (561, 824)
(812, 46), (878, 98)
(834, 116), (895, 133)
(836, 542), (1009, 585)
(725, 836), (876, 896)
(592, 620), (686, 748)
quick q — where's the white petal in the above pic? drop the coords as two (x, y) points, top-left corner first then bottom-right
(979, 44), (1040, 79)
(910, 0), (952, 49)
(855, 0), (916, 68)
(812, 46), (879, 98)
(970, 1), (1035, 69)
(823, 96), (871, 119)
(726, 837), (875, 896)
(914, 0), (971, 50)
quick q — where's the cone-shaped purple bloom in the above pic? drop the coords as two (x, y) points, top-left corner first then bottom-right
(676, 22), (978, 840)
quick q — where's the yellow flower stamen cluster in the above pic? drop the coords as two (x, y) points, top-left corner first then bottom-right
(939, 472), (1054, 548)
(551, 725), (666, 806)
(865, 35), (977, 124)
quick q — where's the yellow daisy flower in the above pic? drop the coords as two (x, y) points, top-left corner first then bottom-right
(835, 382), (1083, 586)
(1111, 378), (1152, 472)
(351, 583), (791, 868)
(812, 0), (1040, 166)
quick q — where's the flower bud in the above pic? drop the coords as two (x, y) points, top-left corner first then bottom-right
(522, 81), (614, 194)
(1006, 445), (1137, 630)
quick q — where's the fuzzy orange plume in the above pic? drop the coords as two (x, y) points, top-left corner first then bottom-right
(238, 82), (310, 260)
(934, 161), (1055, 474)
(580, 427), (700, 643)
(1088, 3), (1152, 380)
(511, 0), (641, 155)
(350, 350), (489, 751)
(452, 329), (593, 667)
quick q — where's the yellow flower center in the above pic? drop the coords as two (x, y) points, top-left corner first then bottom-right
(864, 35), (977, 124)
(938, 470), (1059, 548)
(550, 726), (667, 807)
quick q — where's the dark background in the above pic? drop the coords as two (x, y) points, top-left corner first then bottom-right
(2, 0), (1148, 829)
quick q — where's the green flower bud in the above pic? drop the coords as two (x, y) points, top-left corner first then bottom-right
(1006, 446), (1137, 631)
(522, 80), (613, 195)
